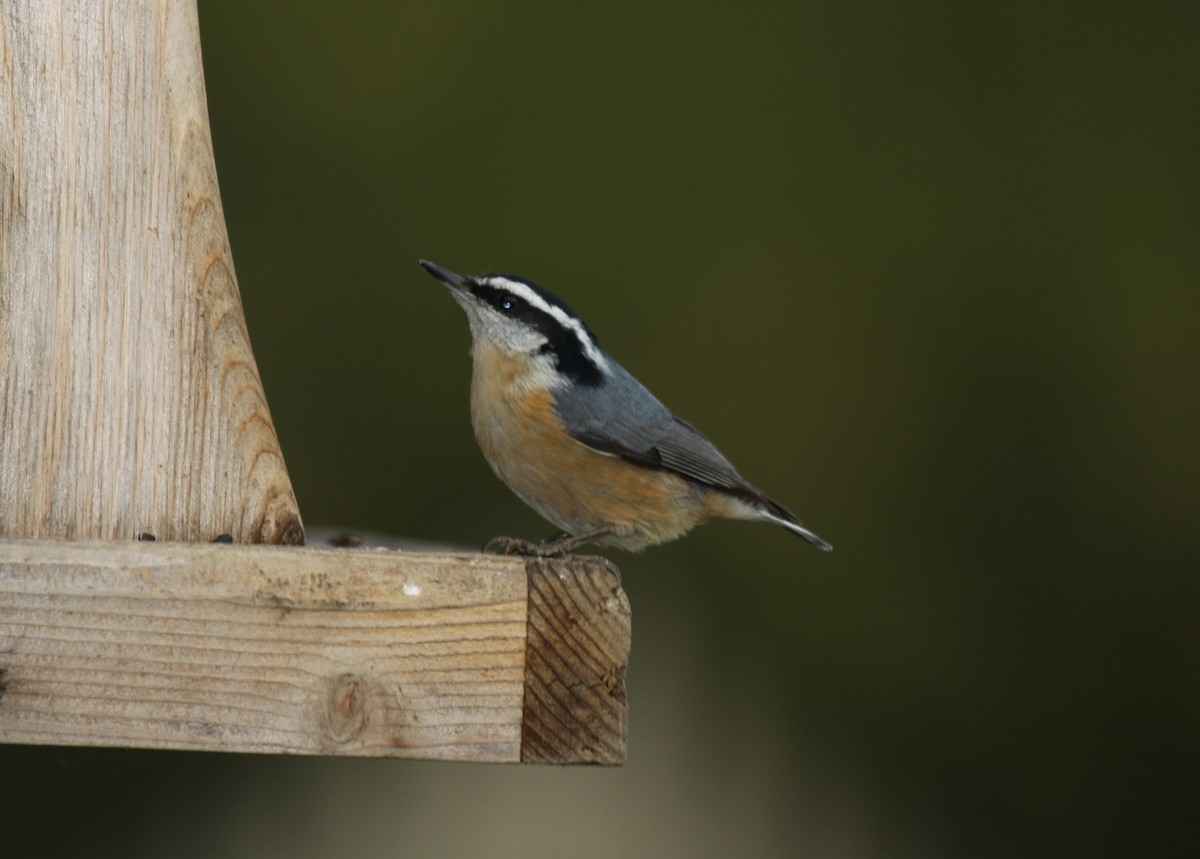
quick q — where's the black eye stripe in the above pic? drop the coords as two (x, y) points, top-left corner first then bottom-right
(471, 275), (604, 386)
(473, 283), (522, 314)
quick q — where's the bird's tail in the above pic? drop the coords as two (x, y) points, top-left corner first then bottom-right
(752, 497), (833, 551)
(768, 512), (832, 551)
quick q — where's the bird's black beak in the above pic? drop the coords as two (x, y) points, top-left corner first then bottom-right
(419, 259), (472, 297)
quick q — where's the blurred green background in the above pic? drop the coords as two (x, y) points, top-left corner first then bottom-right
(5, 0), (1198, 856)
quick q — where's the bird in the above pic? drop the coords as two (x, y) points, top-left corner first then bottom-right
(419, 259), (831, 556)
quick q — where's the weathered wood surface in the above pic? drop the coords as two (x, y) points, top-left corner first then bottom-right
(0, 540), (629, 764)
(522, 557), (630, 764)
(0, 0), (303, 544)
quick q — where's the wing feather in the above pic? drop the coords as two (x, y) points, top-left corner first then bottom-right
(554, 362), (830, 548)
(556, 363), (765, 502)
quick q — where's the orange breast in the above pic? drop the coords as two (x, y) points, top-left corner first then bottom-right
(469, 343), (708, 549)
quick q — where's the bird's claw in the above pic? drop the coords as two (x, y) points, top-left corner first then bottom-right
(482, 527), (615, 558)
(482, 535), (565, 557)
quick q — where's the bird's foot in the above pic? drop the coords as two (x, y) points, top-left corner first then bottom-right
(482, 535), (551, 557)
(482, 526), (616, 558)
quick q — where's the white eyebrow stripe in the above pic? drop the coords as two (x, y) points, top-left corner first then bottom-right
(483, 276), (611, 375)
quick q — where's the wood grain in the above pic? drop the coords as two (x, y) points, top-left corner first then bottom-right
(522, 556), (630, 764)
(0, 1), (302, 543)
(0, 539), (630, 764)
(0, 540), (527, 759)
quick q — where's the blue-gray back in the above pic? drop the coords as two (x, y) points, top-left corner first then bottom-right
(554, 358), (764, 501)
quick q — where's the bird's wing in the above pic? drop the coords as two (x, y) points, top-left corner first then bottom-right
(556, 360), (830, 549)
(555, 363), (761, 499)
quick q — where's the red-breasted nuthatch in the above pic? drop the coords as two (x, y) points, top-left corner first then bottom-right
(420, 260), (831, 556)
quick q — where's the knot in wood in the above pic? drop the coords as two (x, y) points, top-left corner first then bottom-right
(326, 673), (367, 743)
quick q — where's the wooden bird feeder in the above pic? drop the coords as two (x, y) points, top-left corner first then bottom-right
(0, 0), (629, 765)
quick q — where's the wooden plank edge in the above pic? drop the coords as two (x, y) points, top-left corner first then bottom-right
(521, 556), (630, 765)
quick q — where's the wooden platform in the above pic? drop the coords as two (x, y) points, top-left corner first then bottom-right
(0, 540), (629, 764)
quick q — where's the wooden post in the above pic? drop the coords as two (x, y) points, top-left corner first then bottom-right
(0, 2), (632, 765)
(0, 0), (303, 544)
(0, 540), (630, 763)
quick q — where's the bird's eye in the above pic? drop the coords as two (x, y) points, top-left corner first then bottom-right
(498, 293), (516, 312)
